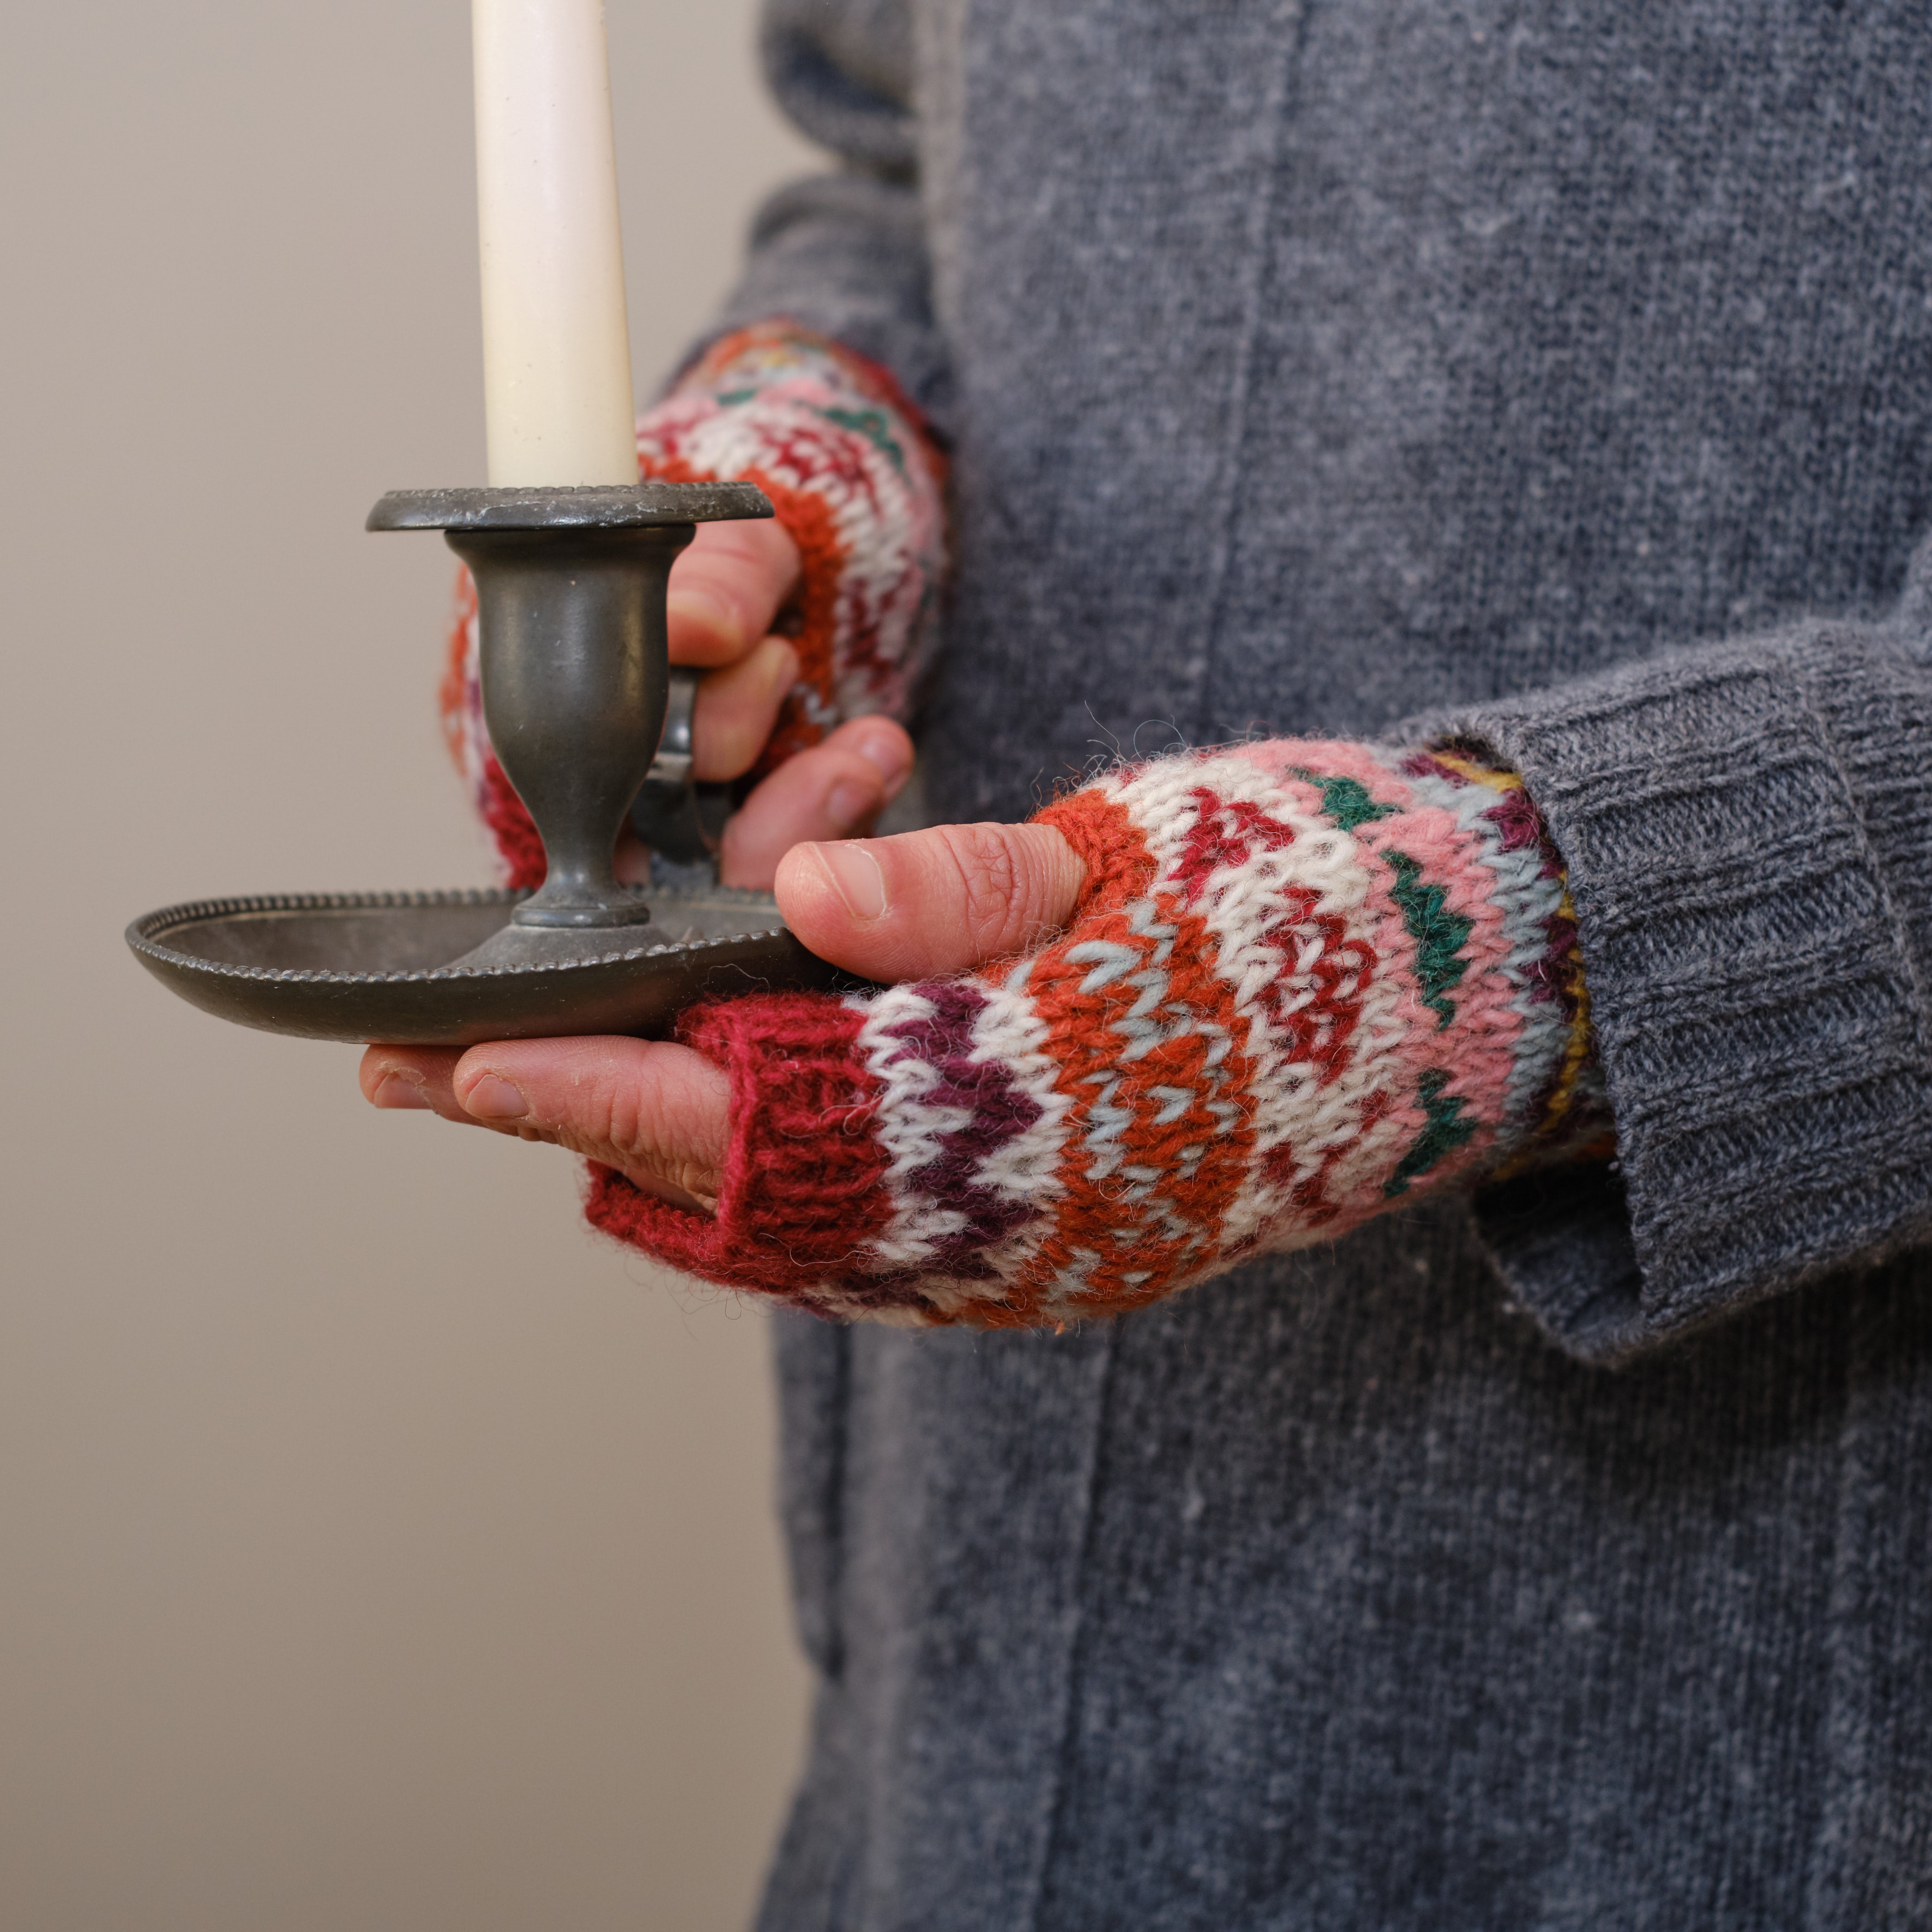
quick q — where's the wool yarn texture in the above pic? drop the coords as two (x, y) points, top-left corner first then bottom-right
(588, 741), (1607, 1327)
(438, 322), (948, 888)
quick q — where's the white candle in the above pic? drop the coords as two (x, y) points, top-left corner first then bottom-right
(472, 0), (638, 486)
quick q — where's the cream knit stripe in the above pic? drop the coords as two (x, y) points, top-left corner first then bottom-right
(1217, 750), (1480, 1218)
(844, 976), (1072, 1308)
(802, 1283), (933, 1329)
(944, 973), (1076, 1291)
(850, 982), (983, 1270)
(1118, 751), (1457, 1244)
(1102, 751), (1399, 1258)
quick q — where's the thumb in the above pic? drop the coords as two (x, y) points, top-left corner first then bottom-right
(775, 822), (1086, 982)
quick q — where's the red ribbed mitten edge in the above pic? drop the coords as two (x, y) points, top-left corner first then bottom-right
(584, 992), (900, 1307)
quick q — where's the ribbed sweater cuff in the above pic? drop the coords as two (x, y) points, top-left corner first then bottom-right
(1437, 625), (1932, 1363)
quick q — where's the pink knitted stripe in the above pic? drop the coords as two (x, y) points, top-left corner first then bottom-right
(1232, 744), (1531, 1194)
(1295, 812), (1512, 1185)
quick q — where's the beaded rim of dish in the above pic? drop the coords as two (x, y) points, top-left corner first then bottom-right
(126, 888), (790, 984)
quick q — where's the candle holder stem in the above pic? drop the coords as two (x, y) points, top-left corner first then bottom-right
(450, 520), (685, 927)
(370, 482), (771, 926)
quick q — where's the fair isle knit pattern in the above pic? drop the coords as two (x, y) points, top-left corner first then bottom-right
(439, 322), (947, 886)
(587, 740), (1604, 1327)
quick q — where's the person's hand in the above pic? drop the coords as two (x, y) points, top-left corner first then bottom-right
(361, 822), (1087, 1211)
(629, 516), (915, 890)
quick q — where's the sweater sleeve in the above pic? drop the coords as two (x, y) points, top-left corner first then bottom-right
(1419, 564), (1932, 1364)
(585, 740), (1609, 1328)
(712, 0), (949, 431)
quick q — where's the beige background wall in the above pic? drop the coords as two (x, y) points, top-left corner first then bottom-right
(1, 6), (821, 1927)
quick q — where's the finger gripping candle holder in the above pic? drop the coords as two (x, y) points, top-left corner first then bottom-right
(126, 483), (844, 1045)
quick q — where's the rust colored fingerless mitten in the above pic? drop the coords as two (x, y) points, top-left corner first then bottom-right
(589, 740), (1607, 1326)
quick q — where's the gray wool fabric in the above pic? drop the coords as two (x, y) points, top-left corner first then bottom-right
(705, 3), (1932, 1925)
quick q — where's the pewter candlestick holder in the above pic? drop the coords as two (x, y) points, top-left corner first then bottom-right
(126, 483), (842, 1045)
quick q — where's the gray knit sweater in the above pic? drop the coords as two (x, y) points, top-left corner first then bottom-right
(711, 4), (1932, 1925)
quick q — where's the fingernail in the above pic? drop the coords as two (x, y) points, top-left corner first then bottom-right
(463, 1074), (530, 1121)
(809, 841), (888, 920)
(374, 1073), (431, 1110)
(666, 587), (737, 649)
(827, 778), (881, 831)
(853, 729), (913, 796)
(752, 634), (799, 692)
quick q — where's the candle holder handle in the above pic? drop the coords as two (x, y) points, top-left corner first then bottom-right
(367, 483), (773, 924)
(629, 666), (733, 865)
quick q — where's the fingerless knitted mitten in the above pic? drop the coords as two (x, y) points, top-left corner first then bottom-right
(439, 321), (947, 886)
(589, 741), (1607, 1326)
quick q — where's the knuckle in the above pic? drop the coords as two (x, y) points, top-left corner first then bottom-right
(694, 521), (792, 594)
(691, 714), (757, 784)
(688, 520), (758, 566)
(662, 1160), (721, 1211)
(939, 822), (1025, 947)
(591, 1078), (655, 1169)
(744, 513), (800, 574)
(569, 1068), (717, 1206)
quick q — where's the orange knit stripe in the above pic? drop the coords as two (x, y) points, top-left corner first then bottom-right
(994, 790), (1258, 1319)
(1056, 894), (1257, 1317)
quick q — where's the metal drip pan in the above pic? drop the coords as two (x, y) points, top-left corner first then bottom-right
(126, 885), (841, 1045)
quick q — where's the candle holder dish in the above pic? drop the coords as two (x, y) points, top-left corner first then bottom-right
(126, 482), (846, 1044)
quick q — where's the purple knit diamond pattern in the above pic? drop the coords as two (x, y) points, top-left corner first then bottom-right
(879, 980), (1044, 1273)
